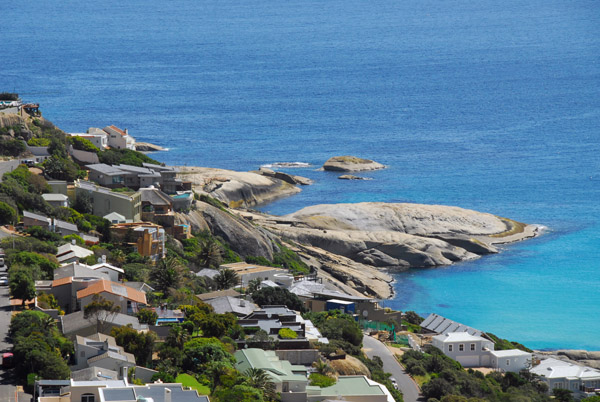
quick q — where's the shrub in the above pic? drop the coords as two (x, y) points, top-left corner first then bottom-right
(0, 201), (16, 225)
(278, 328), (298, 339)
(309, 372), (336, 388)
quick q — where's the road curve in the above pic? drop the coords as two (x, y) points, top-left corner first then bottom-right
(363, 335), (421, 402)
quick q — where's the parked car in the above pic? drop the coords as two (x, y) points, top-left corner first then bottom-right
(2, 353), (13, 368)
(0, 279), (7, 286)
(390, 377), (398, 390)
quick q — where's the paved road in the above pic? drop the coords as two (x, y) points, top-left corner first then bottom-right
(363, 335), (422, 402)
(0, 285), (17, 401)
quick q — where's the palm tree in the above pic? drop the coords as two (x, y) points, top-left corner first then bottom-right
(165, 324), (189, 349)
(215, 268), (239, 290)
(244, 367), (277, 401)
(150, 256), (183, 295)
(313, 359), (334, 376)
(197, 236), (223, 268)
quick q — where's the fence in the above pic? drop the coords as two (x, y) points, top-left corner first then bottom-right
(358, 319), (396, 342)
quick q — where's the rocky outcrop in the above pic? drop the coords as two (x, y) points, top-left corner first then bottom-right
(330, 355), (371, 377)
(176, 202), (278, 259)
(322, 156), (385, 172)
(338, 175), (372, 180)
(135, 142), (166, 152)
(554, 350), (600, 370)
(177, 166), (301, 208)
(257, 167), (313, 186)
(252, 202), (535, 271)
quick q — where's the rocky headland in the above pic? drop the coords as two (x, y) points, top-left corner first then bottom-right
(177, 166), (301, 208)
(135, 142), (166, 152)
(174, 163), (538, 299)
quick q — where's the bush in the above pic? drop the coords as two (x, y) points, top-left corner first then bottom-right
(25, 226), (62, 243)
(278, 328), (298, 339)
(69, 136), (99, 153)
(0, 201), (16, 224)
(63, 234), (84, 245)
(309, 373), (336, 387)
(0, 138), (26, 156)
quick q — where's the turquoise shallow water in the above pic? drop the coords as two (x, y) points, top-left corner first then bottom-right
(1, 0), (599, 349)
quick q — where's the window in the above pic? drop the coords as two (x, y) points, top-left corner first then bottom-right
(506, 360), (510, 366)
(81, 394), (95, 402)
(470, 343), (475, 351)
(459, 344), (464, 351)
(448, 345), (453, 352)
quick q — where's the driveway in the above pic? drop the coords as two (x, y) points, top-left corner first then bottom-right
(363, 335), (422, 402)
(0, 284), (17, 400)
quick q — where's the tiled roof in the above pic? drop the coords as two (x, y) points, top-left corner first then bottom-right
(105, 125), (128, 137)
(77, 279), (147, 305)
(52, 277), (74, 287)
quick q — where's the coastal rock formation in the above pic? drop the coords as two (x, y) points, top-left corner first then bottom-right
(176, 202), (277, 259)
(555, 350), (600, 370)
(322, 156), (385, 172)
(135, 142), (166, 152)
(253, 202), (535, 271)
(338, 175), (372, 180)
(257, 167), (313, 186)
(177, 166), (301, 208)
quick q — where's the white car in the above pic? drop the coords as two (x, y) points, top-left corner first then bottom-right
(390, 378), (398, 390)
(0, 279), (8, 286)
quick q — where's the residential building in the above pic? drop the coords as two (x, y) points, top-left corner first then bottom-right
(103, 212), (127, 224)
(70, 366), (119, 381)
(205, 296), (257, 317)
(531, 358), (600, 398)
(235, 349), (392, 402)
(60, 310), (148, 339)
(88, 259), (124, 282)
(48, 180), (68, 195)
(110, 222), (166, 262)
(196, 288), (241, 301)
(103, 125), (136, 150)
(23, 210), (51, 230)
(36, 379), (209, 402)
(54, 219), (79, 236)
(489, 349), (533, 372)
(73, 333), (135, 373)
(56, 243), (94, 264)
(432, 332), (495, 368)
(25, 144), (50, 163)
(54, 263), (111, 282)
(42, 193), (69, 208)
(68, 130), (108, 149)
(431, 332), (532, 372)
(85, 162), (184, 194)
(421, 313), (486, 337)
(75, 180), (141, 222)
(77, 279), (147, 314)
(219, 262), (287, 288)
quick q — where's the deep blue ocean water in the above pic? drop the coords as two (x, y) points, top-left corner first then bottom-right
(2, 0), (599, 349)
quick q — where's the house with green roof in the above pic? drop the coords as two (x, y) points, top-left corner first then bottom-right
(234, 349), (394, 402)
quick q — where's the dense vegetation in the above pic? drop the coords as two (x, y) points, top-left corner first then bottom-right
(401, 346), (549, 402)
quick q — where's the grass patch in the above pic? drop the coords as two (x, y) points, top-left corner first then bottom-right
(175, 373), (210, 395)
(490, 217), (527, 238)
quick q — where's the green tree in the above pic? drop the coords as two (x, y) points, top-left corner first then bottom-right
(213, 384), (265, 402)
(0, 201), (16, 225)
(165, 324), (190, 349)
(70, 136), (100, 153)
(321, 317), (363, 346)
(83, 294), (121, 333)
(553, 389), (574, 402)
(183, 337), (235, 372)
(111, 325), (156, 366)
(9, 268), (36, 306)
(247, 278), (261, 294)
(73, 191), (93, 214)
(136, 308), (158, 325)
(198, 236), (223, 268)
(215, 268), (239, 290)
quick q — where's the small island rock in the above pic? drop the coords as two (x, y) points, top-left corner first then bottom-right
(338, 175), (372, 180)
(322, 155), (385, 172)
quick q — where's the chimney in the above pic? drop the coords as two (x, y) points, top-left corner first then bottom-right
(102, 254), (107, 263)
(240, 299), (245, 307)
(72, 239), (76, 245)
(164, 388), (171, 402)
(121, 366), (128, 384)
(124, 128), (129, 135)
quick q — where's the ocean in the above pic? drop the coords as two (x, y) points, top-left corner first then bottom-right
(2, 0), (599, 349)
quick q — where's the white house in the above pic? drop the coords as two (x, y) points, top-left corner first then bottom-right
(432, 332), (532, 372)
(432, 332), (495, 368)
(42, 193), (69, 208)
(103, 125), (136, 150)
(73, 333), (135, 373)
(56, 243), (94, 264)
(531, 358), (600, 398)
(489, 349), (532, 373)
(68, 130), (108, 149)
(89, 259), (124, 282)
